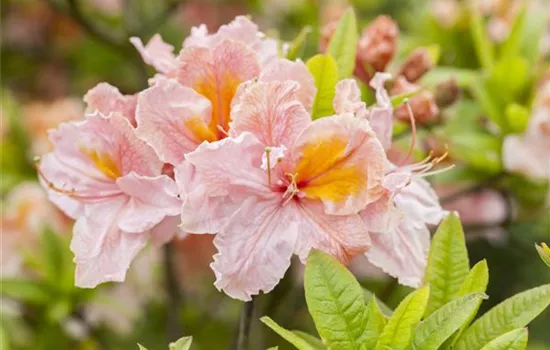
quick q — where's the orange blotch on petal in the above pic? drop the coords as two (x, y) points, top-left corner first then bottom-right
(80, 147), (121, 179)
(184, 115), (218, 143)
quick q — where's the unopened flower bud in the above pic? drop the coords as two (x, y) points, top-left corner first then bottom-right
(399, 48), (434, 82)
(357, 15), (399, 74)
(434, 79), (460, 108)
(392, 76), (439, 124)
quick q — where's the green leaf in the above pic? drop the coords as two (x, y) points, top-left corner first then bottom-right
(424, 213), (470, 316)
(286, 26), (312, 61)
(364, 289), (393, 316)
(362, 297), (388, 349)
(411, 293), (487, 350)
(505, 104), (530, 133)
(454, 284), (550, 350)
(137, 344), (148, 350)
(41, 227), (66, 284)
(479, 328), (528, 350)
(448, 131), (502, 174)
(0, 279), (52, 304)
(326, 7), (358, 78)
(486, 56), (529, 103)
(374, 285), (430, 350)
(499, 5), (527, 59)
(261, 317), (324, 350)
(535, 243), (550, 267)
(468, 4), (495, 69)
(169, 336), (193, 350)
(304, 249), (368, 350)
(306, 54), (338, 120)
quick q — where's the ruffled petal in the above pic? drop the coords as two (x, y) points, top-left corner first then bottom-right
(177, 40), (261, 137)
(294, 200), (370, 264)
(150, 215), (182, 246)
(259, 59), (317, 111)
(136, 78), (214, 164)
(229, 81), (310, 148)
(116, 172), (181, 233)
(211, 197), (298, 301)
(291, 114), (386, 215)
(71, 197), (148, 288)
(130, 34), (178, 74)
(84, 83), (137, 125)
(333, 79), (368, 119)
(368, 72), (393, 150)
(394, 177), (446, 226)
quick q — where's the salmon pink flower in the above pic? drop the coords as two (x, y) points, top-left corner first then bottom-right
(176, 79), (386, 300)
(38, 113), (181, 288)
(84, 83), (138, 126)
(334, 73), (447, 287)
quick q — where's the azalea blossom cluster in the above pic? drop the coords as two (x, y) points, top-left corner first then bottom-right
(38, 16), (446, 301)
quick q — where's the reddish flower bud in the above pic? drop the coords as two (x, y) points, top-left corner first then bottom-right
(434, 78), (460, 108)
(356, 15), (399, 77)
(399, 47), (434, 82)
(392, 76), (439, 125)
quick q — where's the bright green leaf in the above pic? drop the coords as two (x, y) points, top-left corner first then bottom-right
(304, 249), (368, 350)
(169, 336), (193, 350)
(500, 5), (527, 59)
(505, 104), (530, 133)
(424, 213), (470, 316)
(326, 7), (357, 78)
(374, 285), (430, 350)
(364, 289), (393, 316)
(479, 328), (528, 350)
(261, 317), (324, 350)
(536, 243), (550, 267)
(362, 297), (388, 349)
(306, 54), (338, 119)
(468, 4), (495, 69)
(454, 284), (550, 350)
(486, 56), (529, 103)
(411, 293), (487, 350)
(137, 344), (148, 350)
(286, 26), (312, 61)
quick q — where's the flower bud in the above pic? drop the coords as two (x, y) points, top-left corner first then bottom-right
(392, 76), (439, 124)
(434, 78), (460, 108)
(399, 48), (434, 82)
(357, 15), (399, 75)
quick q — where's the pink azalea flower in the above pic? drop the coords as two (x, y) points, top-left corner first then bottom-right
(176, 79), (386, 300)
(38, 113), (181, 288)
(84, 83), (138, 126)
(336, 73), (447, 287)
(135, 57), (314, 165)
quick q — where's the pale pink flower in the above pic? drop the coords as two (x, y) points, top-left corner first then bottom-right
(334, 73), (447, 287)
(176, 79), (386, 300)
(38, 113), (181, 287)
(84, 83), (138, 125)
(135, 57), (314, 165)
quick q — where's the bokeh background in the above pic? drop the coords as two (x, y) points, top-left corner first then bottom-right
(1, 0), (549, 349)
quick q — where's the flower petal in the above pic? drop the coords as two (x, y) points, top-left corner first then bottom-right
(333, 79), (368, 119)
(292, 114), (386, 215)
(229, 81), (310, 148)
(394, 177), (446, 226)
(211, 197), (298, 301)
(259, 58), (317, 111)
(130, 34), (178, 74)
(136, 78), (214, 164)
(84, 83), (137, 125)
(177, 40), (261, 137)
(368, 72), (393, 150)
(116, 172), (181, 233)
(150, 215), (182, 246)
(294, 200), (370, 264)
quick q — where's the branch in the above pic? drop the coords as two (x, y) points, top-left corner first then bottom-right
(163, 242), (184, 342)
(136, 0), (184, 37)
(237, 298), (255, 350)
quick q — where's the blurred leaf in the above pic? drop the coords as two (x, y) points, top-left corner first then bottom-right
(46, 300), (71, 323)
(426, 44), (441, 65)
(304, 249), (368, 348)
(424, 213), (470, 316)
(505, 103), (530, 133)
(411, 293), (487, 350)
(468, 77), (505, 130)
(454, 284), (550, 350)
(468, 4), (495, 70)
(0, 324), (10, 350)
(363, 289), (393, 316)
(421, 67), (477, 88)
(169, 336), (193, 350)
(41, 227), (66, 285)
(286, 26), (312, 61)
(479, 328), (528, 350)
(363, 296), (388, 349)
(0, 279), (52, 304)
(535, 243), (550, 268)
(391, 90), (418, 108)
(306, 54), (338, 119)
(486, 56), (529, 105)
(448, 131), (502, 174)
(138, 344), (149, 350)
(261, 317), (324, 350)
(374, 285), (430, 350)
(327, 7), (358, 78)
(499, 5), (527, 59)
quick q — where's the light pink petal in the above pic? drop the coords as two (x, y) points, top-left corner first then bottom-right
(115, 173), (181, 233)
(183, 24), (209, 48)
(368, 72), (393, 150)
(333, 79), (368, 119)
(294, 200), (370, 264)
(394, 177), (446, 226)
(150, 215), (182, 246)
(71, 196), (148, 288)
(259, 58), (317, 111)
(360, 193), (398, 234)
(443, 189), (507, 225)
(177, 39), (261, 137)
(366, 215), (430, 288)
(135, 78), (214, 164)
(130, 34), (178, 74)
(211, 197), (298, 301)
(291, 114), (386, 215)
(229, 81), (311, 148)
(84, 83), (137, 125)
